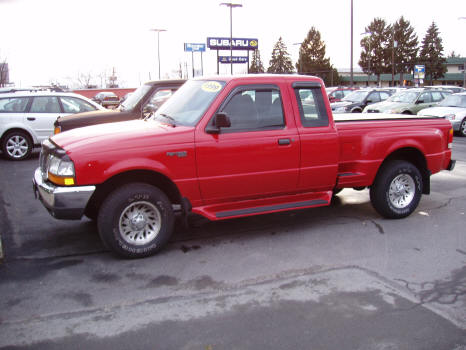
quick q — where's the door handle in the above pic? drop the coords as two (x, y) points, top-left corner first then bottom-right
(278, 138), (291, 145)
(27, 117), (36, 121)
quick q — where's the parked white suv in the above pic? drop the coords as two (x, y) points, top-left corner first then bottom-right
(0, 91), (104, 160)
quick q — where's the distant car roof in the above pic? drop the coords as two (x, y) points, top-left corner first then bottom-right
(0, 91), (99, 98)
(144, 79), (186, 87)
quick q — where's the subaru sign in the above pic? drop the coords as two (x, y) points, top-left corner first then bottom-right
(207, 37), (258, 50)
(184, 43), (206, 52)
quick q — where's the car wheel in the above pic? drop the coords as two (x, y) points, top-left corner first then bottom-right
(351, 109), (362, 113)
(402, 111), (412, 115)
(97, 183), (175, 258)
(370, 160), (422, 219)
(1, 131), (33, 161)
(460, 118), (466, 137)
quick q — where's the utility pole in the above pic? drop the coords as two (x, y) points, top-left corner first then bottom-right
(150, 28), (166, 80)
(350, 0), (354, 87)
(220, 2), (243, 75)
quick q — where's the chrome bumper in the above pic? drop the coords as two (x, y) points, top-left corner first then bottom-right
(32, 168), (96, 220)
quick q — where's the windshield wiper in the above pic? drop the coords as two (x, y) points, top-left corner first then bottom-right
(159, 113), (177, 127)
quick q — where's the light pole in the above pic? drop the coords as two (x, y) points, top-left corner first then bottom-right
(220, 2), (242, 75)
(293, 42), (303, 74)
(350, 0), (354, 87)
(361, 32), (372, 86)
(460, 17), (466, 87)
(150, 28), (166, 80)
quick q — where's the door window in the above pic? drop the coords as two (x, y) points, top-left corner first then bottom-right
(0, 97), (29, 113)
(219, 86), (285, 132)
(30, 96), (61, 113)
(431, 92), (443, 102)
(419, 92), (432, 103)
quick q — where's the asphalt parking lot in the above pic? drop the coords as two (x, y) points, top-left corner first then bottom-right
(0, 138), (465, 349)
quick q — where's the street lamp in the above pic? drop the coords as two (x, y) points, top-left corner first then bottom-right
(361, 32), (372, 86)
(150, 28), (166, 80)
(220, 2), (242, 75)
(460, 17), (466, 87)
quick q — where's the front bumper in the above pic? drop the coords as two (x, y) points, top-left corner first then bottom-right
(32, 168), (96, 220)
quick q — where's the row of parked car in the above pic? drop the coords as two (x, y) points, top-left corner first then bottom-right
(0, 81), (184, 160)
(1, 80), (465, 161)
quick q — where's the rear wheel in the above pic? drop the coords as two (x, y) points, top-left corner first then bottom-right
(1, 131), (33, 161)
(97, 183), (174, 258)
(370, 160), (422, 219)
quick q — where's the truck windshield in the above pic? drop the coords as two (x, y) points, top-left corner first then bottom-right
(148, 80), (226, 126)
(120, 84), (151, 111)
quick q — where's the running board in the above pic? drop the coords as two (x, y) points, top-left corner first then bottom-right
(192, 191), (332, 221)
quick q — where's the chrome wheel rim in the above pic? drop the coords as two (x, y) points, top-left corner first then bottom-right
(6, 135), (29, 158)
(461, 119), (466, 136)
(388, 174), (415, 209)
(119, 201), (162, 245)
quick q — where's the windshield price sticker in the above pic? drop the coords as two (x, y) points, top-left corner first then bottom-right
(202, 81), (222, 93)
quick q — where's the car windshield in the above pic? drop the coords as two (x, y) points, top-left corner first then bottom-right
(147, 80), (226, 126)
(120, 84), (151, 111)
(342, 90), (368, 103)
(388, 91), (418, 103)
(438, 94), (466, 108)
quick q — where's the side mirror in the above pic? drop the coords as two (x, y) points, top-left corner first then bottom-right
(366, 99), (373, 104)
(206, 113), (231, 134)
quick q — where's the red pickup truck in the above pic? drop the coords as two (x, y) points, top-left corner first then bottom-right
(33, 75), (455, 258)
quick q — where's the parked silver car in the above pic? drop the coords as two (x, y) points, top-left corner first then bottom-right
(0, 91), (104, 160)
(418, 92), (466, 136)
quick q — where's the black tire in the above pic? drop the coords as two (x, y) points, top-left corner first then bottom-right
(97, 183), (174, 258)
(351, 109), (362, 113)
(369, 160), (422, 219)
(1, 130), (33, 161)
(459, 118), (466, 137)
(402, 111), (412, 115)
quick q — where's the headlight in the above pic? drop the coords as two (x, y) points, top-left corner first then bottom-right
(444, 114), (456, 121)
(47, 154), (75, 186)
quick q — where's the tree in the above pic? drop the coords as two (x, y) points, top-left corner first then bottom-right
(296, 27), (339, 86)
(448, 51), (461, 58)
(249, 49), (265, 73)
(359, 18), (391, 84)
(0, 54), (8, 87)
(419, 22), (447, 85)
(392, 16), (418, 85)
(267, 37), (294, 74)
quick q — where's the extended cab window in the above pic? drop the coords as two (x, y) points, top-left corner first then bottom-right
(219, 85), (285, 132)
(294, 86), (329, 127)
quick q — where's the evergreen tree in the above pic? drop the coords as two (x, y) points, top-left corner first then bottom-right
(358, 18), (391, 84)
(419, 22), (447, 85)
(249, 49), (265, 73)
(296, 27), (339, 86)
(448, 51), (461, 58)
(267, 37), (294, 74)
(392, 16), (418, 84)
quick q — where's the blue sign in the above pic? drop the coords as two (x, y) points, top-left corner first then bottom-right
(208, 37), (258, 50)
(414, 65), (425, 73)
(219, 56), (249, 64)
(184, 43), (206, 52)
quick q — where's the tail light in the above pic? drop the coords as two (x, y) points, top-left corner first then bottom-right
(447, 127), (453, 149)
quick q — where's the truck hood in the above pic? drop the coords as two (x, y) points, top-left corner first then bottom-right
(51, 119), (194, 156)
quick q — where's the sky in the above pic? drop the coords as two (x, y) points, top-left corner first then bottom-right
(1, 0), (465, 88)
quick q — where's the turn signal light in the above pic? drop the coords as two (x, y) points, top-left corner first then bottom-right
(448, 128), (453, 149)
(54, 126), (61, 134)
(48, 172), (75, 186)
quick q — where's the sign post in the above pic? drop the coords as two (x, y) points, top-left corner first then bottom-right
(207, 37), (258, 74)
(184, 43), (206, 78)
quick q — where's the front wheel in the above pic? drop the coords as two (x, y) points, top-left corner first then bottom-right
(370, 160), (422, 219)
(459, 118), (466, 137)
(97, 183), (175, 258)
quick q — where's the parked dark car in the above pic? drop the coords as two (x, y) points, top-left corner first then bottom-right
(92, 91), (120, 108)
(331, 88), (394, 113)
(326, 87), (358, 103)
(54, 80), (185, 134)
